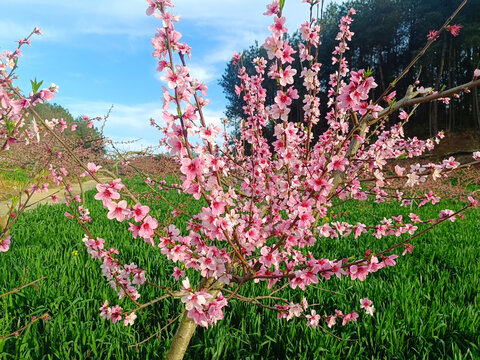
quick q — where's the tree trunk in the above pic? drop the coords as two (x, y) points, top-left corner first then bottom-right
(428, 102), (433, 137)
(432, 34), (447, 135)
(165, 277), (223, 360)
(474, 86), (480, 131)
(377, 48), (386, 93)
(165, 312), (198, 360)
(446, 38), (453, 131)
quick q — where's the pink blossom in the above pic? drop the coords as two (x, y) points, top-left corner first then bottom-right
(180, 157), (204, 180)
(305, 310), (321, 327)
(94, 184), (120, 207)
(38, 89), (55, 101)
(468, 196), (478, 208)
(99, 300), (110, 319)
(383, 254), (398, 267)
(342, 311), (359, 325)
(0, 236), (11, 252)
(268, 16), (288, 36)
(109, 305), (123, 324)
(139, 216), (158, 239)
(439, 209), (456, 222)
(327, 155), (348, 172)
(446, 24), (462, 37)
(172, 266), (185, 280)
(278, 65), (297, 87)
(402, 244), (415, 256)
(181, 291), (211, 311)
(123, 312), (137, 326)
(187, 308), (209, 327)
(264, 0), (280, 16)
(325, 315), (336, 328)
(132, 203), (150, 222)
(399, 110), (409, 120)
(360, 298), (375, 316)
(427, 30), (439, 40)
(88, 162), (101, 174)
(107, 200), (129, 222)
(349, 264), (368, 281)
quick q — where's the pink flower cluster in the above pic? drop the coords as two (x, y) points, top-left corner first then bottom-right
(78, 0), (480, 331)
(83, 235), (146, 321)
(100, 300), (137, 326)
(133, 0), (480, 330)
(180, 278), (227, 327)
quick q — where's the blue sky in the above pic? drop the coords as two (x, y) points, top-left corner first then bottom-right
(1, 0), (332, 152)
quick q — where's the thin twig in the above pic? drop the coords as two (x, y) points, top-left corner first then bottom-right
(129, 313), (182, 349)
(0, 275), (45, 299)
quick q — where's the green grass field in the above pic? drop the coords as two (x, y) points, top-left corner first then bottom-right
(1, 177), (479, 359)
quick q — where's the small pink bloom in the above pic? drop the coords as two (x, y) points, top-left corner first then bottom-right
(402, 243), (414, 256)
(172, 266), (185, 281)
(446, 24), (462, 37)
(0, 236), (11, 252)
(38, 89), (55, 101)
(132, 203), (150, 222)
(181, 291), (212, 311)
(107, 200), (129, 222)
(123, 312), (137, 326)
(264, 0), (280, 16)
(342, 311), (359, 326)
(94, 184), (120, 206)
(439, 209), (456, 222)
(109, 305), (123, 324)
(398, 110), (409, 120)
(427, 30), (439, 40)
(99, 300), (110, 319)
(325, 315), (336, 328)
(360, 298), (372, 308)
(383, 254), (398, 267)
(305, 310), (321, 328)
(180, 158), (204, 180)
(139, 216), (158, 239)
(87, 162), (102, 174)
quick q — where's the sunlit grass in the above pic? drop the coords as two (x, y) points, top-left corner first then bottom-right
(0, 176), (479, 359)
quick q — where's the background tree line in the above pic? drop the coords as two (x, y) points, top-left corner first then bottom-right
(219, 0), (480, 141)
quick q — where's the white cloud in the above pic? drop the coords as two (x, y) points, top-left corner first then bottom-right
(63, 100), (163, 147)
(201, 108), (225, 127)
(59, 98), (227, 153)
(1, 0), (153, 42)
(187, 63), (218, 84)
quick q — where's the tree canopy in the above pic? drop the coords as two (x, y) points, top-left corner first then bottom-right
(219, 0), (480, 139)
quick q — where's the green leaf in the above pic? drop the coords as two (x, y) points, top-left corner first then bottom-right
(363, 67), (373, 78)
(30, 77), (43, 95)
(4, 117), (13, 134)
(397, 152), (407, 159)
(279, 0), (285, 11)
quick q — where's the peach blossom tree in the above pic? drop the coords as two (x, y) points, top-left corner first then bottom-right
(2, 0), (480, 358)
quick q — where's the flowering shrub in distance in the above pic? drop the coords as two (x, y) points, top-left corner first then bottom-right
(2, 0), (480, 358)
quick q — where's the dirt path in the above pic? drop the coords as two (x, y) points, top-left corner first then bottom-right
(0, 178), (108, 217)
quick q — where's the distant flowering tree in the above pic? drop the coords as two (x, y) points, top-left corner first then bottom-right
(2, 0), (480, 358)
(0, 28), (107, 339)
